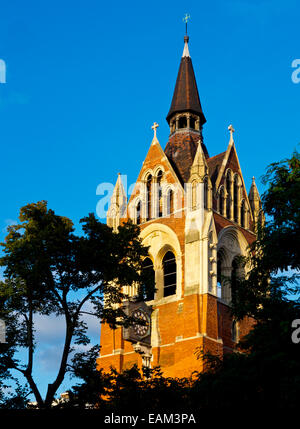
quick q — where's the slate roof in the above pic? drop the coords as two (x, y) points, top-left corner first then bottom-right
(166, 45), (206, 125)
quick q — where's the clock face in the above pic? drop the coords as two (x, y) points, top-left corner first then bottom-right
(131, 308), (150, 338)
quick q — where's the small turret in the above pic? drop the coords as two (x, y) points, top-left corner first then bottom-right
(248, 177), (264, 227)
(107, 173), (127, 230)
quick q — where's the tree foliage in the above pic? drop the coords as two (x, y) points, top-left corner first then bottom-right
(231, 149), (300, 321)
(0, 201), (151, 408)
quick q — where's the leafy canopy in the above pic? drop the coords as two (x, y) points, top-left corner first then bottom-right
(0, 201), (152, 408)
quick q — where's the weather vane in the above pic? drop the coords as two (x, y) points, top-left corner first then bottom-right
(183, 13), (191, 35)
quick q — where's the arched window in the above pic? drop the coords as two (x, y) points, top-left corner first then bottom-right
(204, 177), (209, 209)
(219, 187), (225, 216)
(157, 170), (163, 218)
(226, 171), (231, 219)
(240, 200), (246, 228)
(163, 251), (177, 297)
(190, 117), (195, 129)
(166, 189), (174, 216)
(136, 201), (141, 225)
(233, 175), (239, 223)
(146, 174), (152, 221)
(178, 116), (187, 129)
(141, 257), (155, 301)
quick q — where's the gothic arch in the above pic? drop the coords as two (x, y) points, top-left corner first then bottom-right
(164, 184), (175, 216)
(140, 223), (182, 302)
(217, 226), (248, 304)
(142, 168), (154, 181)
(153, 165), (165, 178)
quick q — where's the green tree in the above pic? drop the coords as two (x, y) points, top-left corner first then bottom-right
(0, 201), (151, 409)
(231, 149), (300, 320)
(193, 149), (300, 408)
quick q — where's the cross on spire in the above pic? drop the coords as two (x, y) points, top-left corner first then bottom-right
(183, 13), (190, 35)
(151, 122), (159, 139)
(228, 124), (235, 140)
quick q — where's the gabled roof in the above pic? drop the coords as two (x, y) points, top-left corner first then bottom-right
(212, 130), (253, 223)
(207, 151), (226, 185)
(128, 133), (183, 207)
(166, 36), (206, 125)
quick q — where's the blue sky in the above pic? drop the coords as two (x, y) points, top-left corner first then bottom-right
(0, 0), (299, 401)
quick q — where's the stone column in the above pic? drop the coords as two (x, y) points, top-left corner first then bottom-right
(155, 263), (164, 300)
(187, 114), (191, 129)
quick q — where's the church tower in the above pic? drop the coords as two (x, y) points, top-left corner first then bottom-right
(97, 32), (260, 377)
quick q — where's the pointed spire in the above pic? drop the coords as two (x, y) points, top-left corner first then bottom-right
(190, 139), (208, 178)
(166, 35), (206, 125)
(193, 139), (206, 165)
(114, 173), (127, 208)
(249, 177), (260, 201)
(107, 174), (127, 229)
(248, 176), (263, 226)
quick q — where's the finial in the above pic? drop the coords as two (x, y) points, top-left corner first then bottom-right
(228, 124), (235, 141)
(183, 13), (191, 35)
(151, 122), (159, 139)
(252, 176), (256, 183)
(182, 15), (190, 58)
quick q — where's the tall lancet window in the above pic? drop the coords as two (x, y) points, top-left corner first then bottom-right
(146, 174), (152, 221)
(163, 251), (177, 297)
(141, 257), (155, 301)
(226, 171), (231, 219)
(240, 200), (246, 228)
(157, 170), (163, 218)
(219, 187), (225, 216)
(166, 189), (174, 216)
(233, 175), (239, 223)
(136, 201), (141, 225)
